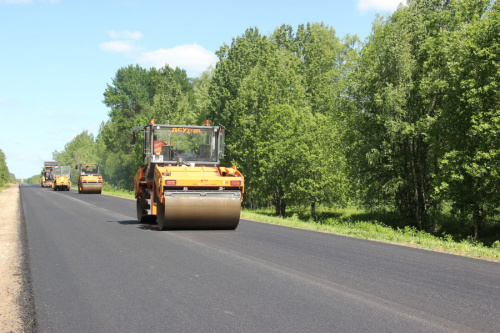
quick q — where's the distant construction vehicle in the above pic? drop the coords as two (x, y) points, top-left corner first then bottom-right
(76, 163), (103, 194)
(52, 165), (71, 191)
(131, 119), (244, 230)
(41, 161), (58, 187)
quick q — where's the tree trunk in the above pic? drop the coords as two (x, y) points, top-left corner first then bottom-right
(473, 204), (484, 240)
(280, 201), (287, 218)
(274, 192), (281, 217)
(273, 187), (286, 218)
(311, 201), (317, 222)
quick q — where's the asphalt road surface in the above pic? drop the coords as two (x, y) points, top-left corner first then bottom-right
(20, 184), (500, 332)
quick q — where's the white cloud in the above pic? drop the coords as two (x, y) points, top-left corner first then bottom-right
(99, 30), (144, 54)
(139, 44), (217, 73)
(357, 0), (405, 11)
(100, 30), (217, 76)
(107, 30), (143, 41)
(99, 40), (141, 53)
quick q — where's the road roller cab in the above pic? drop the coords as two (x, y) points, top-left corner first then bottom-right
(131, 120), (244, 230)
(76, 163), (103, 194)
(52, 165), (71, 191)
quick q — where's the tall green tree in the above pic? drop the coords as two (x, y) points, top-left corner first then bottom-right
(294, 24), (358, 218)
(236, 45), (311, 215)
(206, 28), (272, 206)
(271, 23), (356, 218)
(193, 67), (214, 124)
(207, 24), (354, 218)
(434, 0), (499, 238)
(27, 174), (41, 185)
(0, 148), (11, 187)
(52, 130), (100, 185)
(354, 0), (462, 231)
(101, 65), (160, 153)
(207, 28), (269, 133)
(100, 64), (196, 190)
(148, 66), (195, 125)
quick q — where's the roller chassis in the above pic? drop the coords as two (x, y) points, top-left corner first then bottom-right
(41, 180), (53, 188)
(52, 177), (71, 191)
(53, 183), (71, 191)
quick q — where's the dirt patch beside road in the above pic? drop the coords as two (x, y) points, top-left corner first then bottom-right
(0, 184), (23, 332)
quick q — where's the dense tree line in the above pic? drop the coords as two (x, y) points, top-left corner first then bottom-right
(0, 148), (15, 187)
(353, 0), (499, 238)
(27, 174), (41, 185)
(52, 131), (102, 186)
(51, 0), (499, 239)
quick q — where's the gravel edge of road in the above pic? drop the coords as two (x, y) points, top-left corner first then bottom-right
(18, 186), (37, 333)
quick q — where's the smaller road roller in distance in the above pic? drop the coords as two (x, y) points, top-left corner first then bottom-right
(52, 165), (71, 191)
(76, 163), (103, 194)
(41, 161), (58, 187)
(131, 119), (244, 230)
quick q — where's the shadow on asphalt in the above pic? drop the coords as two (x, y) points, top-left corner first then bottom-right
(107, 219), (160, 231)
(108, 219), (240, 232)
(138, 224), (159, 231)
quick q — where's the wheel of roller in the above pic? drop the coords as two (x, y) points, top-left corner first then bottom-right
(136, 197), (156, 224)
(151, 182), (167, 230)
(136, 199), (144, 222)
(156, 200), (167, 230)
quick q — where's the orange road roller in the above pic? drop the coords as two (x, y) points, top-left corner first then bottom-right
(131, 120), (244, 230)
(41, 161), (58, 187)
(76, 163), (103, 194)
(52, 165), (71, 191)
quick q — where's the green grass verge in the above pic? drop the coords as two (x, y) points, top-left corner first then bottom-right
(101, 188), (135, 200)
(241, 209), (500, 262)
(70, 184), (135, 200)
(94, 187), (500, 262)
(0, 183), (11, 193)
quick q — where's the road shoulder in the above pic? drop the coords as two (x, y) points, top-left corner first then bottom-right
(0, 184), (23, 332)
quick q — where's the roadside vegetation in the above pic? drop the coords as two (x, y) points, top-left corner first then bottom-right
(26, 174), (40, 185)
(0, 148), (15, 190)
(100, 183), (135, 200)
(0, 183), (10, 193)
(28, 0), (499, 256)
(98, 184), (500, 261)
(241, 208), (500, 262)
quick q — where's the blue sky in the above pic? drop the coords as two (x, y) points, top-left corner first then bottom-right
(0, 0), (402, 179)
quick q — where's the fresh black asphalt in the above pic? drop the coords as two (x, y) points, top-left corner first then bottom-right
(20, 184), (500, 332)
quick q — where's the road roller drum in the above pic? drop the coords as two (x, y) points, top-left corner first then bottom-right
(80, 183), (102, 194)
(157, 191), (241, 230)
